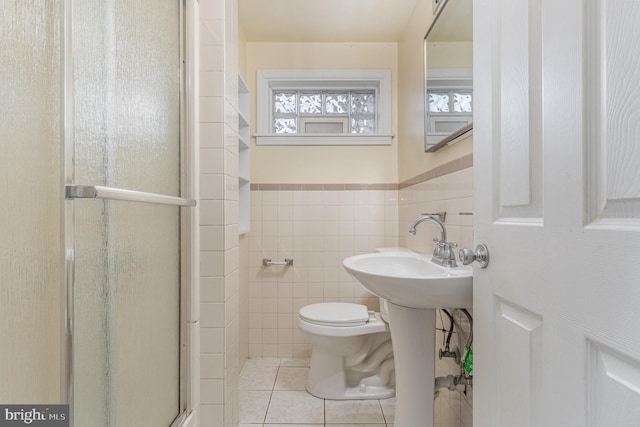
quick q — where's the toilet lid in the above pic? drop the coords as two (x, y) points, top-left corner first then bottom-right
(299, 303), (370, 327)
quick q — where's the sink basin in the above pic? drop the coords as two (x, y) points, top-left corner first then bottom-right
(343, 252), (473, 309)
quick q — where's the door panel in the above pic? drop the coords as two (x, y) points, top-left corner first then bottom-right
(475, 0), (640, 426)
(74, 202), (181, 426)
(72, 0), (183, 425)
(497, 0), (543, 219)
(73, 0), (181, 195)
(589, 343), (640, 426)
(586, 0), (640, 221)
(495, 300), (542, 427)
(0, 0), (63, 404)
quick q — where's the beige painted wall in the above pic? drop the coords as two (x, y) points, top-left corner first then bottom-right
(245, 42), (398, 184)
(242, 0), (473, 185)
(397, 0), (474, 183)
(427, 41), (473, 69)
(239, 23), (247, 79)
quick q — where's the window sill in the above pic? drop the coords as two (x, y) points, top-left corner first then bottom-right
(254, 134), (393, 146)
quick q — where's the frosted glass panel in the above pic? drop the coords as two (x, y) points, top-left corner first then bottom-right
(108, 202), (180, 426)
(299, 94), (322, 114)
(304, 121), (345, 133)
(325, 94), (348, 114)
(73, 0), (182, 425)
(351, 118), (376, 134)
(73, 201), (109, 424)
(74, 201), (180, 427)
(74, 0), (180, 196)
(351, 93), (376, 114)
(0, 0), (63, 404)
(274, 92), (297, 114)
(429, 92), (450, 112)
(274, 118), (297, 133)
(453, 92), (473, 112)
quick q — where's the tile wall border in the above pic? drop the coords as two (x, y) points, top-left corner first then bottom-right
(249, 153), (473, 191)
(250, 183), (398, 191)
(398, 153), (473, 190)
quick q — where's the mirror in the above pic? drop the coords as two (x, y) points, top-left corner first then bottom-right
(424, 0), (473, 152)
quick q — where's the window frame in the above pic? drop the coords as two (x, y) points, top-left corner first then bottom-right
(256, 69), (393, 146)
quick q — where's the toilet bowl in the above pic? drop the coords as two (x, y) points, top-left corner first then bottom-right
(296, 248), (412, 400)
(298, 301), (395, 400)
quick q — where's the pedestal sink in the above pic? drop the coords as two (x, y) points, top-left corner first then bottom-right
(343, 252), (472, 427)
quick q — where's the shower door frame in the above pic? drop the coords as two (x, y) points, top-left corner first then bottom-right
(61, 0), (197, 425)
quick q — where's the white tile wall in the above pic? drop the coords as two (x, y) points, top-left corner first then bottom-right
(198, 0), (242, 424)
(399, 167), (474, 255)
(247, 189), (399, 358)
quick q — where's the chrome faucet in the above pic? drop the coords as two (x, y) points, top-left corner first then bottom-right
(408, 215), (458, 267)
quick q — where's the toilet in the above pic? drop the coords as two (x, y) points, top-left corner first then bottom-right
(296, 248), (411, 400)
(298, 300), (395, 400)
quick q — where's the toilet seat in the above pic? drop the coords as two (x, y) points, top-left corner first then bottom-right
(298, 303), (388, 337)
(299, 302), (370, 327)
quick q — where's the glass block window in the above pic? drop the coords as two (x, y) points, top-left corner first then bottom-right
(271, 90), (376, 134)
(257, 69), (391, 145)
(351, 93), (375, 114)
(299, 94), (322, 114)
(453, 92), (472, 112)
(325, 94), (348, 114)
(274, 118), (297, 134)
(351, 118), (375, 134)
(429, 92), (450, 112)
(429, 90), (472, 113)
(274, 93), (297, 113)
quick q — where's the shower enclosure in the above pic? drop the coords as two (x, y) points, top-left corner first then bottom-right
(1, 1), (194, 426)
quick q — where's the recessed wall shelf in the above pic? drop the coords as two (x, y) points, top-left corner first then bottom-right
(239, 75), (250, 234)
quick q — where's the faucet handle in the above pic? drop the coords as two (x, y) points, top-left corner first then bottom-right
(432, 238), (444, 258)
(443, 242), (457, 256)
(441, 242), (459, 267)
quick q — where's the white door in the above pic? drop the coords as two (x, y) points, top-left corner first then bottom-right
(474, 0), (640, 426)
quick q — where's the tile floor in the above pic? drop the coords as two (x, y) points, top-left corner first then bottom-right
(239, 358), (395, 427)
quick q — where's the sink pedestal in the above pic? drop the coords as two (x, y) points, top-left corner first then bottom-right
(342, 252), (472, 427)
(387, 302), (436, 427)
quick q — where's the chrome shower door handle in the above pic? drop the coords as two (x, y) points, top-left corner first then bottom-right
(65, 185), (196, 207)
(458, 244), (490, 268)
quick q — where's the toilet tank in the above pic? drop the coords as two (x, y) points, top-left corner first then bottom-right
(373, 247), (416, 322)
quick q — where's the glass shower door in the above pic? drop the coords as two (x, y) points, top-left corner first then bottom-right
(69, 1), (188, 426)
(0, 0), (64, 405)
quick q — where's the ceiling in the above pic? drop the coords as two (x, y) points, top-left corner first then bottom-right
(239, 0), (423, 43)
